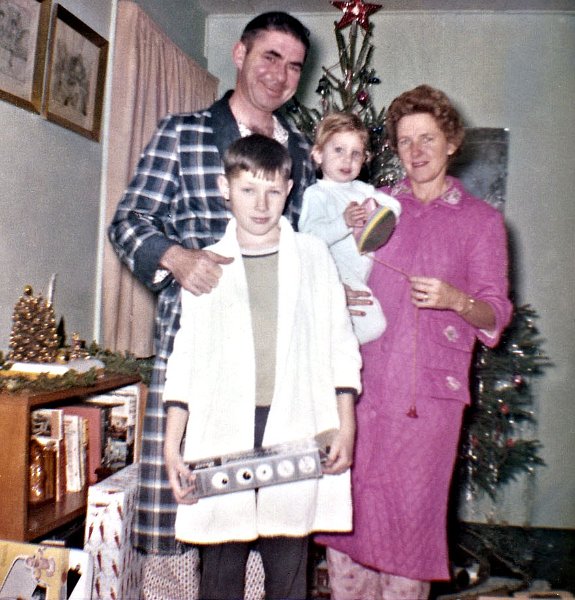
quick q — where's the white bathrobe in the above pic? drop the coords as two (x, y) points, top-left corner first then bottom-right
(163, 217), (362, 544)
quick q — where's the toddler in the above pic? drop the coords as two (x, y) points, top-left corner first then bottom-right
(299, 112), (401, 344)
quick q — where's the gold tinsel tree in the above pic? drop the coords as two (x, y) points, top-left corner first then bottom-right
(9, 286), (59, 363)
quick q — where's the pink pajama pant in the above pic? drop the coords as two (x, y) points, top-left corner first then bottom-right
(327, 548), (431, 600)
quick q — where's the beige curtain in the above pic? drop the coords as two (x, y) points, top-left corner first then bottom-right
(102, 0), (218, 356)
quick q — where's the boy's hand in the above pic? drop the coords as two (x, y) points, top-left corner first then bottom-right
(160, 245), (234, 296)
(322, 427), (355, 475)
(322, 391), (356, 475)
(164, 452), (199, 504)
(344, 201), (367, 228)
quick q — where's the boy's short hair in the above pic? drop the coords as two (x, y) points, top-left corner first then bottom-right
(313, 112), (369, 153)
(223, 134), (293, 182)
(241, 12), (310, 59)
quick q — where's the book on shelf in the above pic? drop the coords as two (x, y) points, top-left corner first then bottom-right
(62, 404), (115, 485)
(30, 408), (67, 502)
(62, 414), (85, 493)
(32, 435), (66, 502)
(86, 383), (144, 471)
(31, 407), (65, 440)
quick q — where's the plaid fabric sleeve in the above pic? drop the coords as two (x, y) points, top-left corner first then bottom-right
(108, 115), (185, 290)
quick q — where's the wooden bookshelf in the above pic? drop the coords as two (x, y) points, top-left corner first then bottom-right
(0, 373), (139, 542)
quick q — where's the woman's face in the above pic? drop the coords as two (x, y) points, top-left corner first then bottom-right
(396, 112), (456, 191)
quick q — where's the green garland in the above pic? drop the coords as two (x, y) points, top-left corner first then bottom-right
(0, 343), (153, 393)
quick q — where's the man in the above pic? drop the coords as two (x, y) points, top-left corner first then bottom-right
(108, 11), (314, 591)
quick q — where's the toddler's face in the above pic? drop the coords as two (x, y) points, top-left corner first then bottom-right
(312, 131), (366, 183)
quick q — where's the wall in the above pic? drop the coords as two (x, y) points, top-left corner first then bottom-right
(0, 0), (114, 353)
(132, 0), (207, 67)
(0, 0), (206, 353)
(205, 10), (575, 529)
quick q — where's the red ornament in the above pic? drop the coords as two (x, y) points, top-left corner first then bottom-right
(506, 438), (515, 448)
(357, 90), (370, 105)
(332, 0), (383, 31)
(500, 403), (510, 415)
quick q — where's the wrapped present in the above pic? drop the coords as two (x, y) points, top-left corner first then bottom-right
(84, 463), (143, 600)
(0, 540), (92, 600)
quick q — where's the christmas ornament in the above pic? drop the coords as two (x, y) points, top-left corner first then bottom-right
(357, 89), (369, 105)
(332, 0), (383, 31)
(315, 76), (329, 96)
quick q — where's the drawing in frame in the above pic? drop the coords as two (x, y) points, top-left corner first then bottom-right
(0, 0), (51, 113)
(44, 4), (107, 141)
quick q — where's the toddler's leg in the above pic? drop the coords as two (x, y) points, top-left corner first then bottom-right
(347, 280), (387, 344)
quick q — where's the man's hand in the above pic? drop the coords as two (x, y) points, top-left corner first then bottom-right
(344, 283), (372, 317)
(160, 245), (234, 295)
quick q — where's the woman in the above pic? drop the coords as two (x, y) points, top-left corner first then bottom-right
(316, 85), (513, 599)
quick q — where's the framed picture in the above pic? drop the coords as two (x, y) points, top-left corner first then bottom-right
(0, 0), (51, 113)
(44, 4), (107, 141)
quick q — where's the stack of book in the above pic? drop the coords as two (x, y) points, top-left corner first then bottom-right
(28, 383), (145, 504)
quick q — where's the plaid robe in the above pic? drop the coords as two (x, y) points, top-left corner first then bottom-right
(108, 92), (315, 554)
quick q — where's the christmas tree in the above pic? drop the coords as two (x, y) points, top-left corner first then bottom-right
(8, 285), (59, 364)
(284, 0), (403, 187)
(457, 304), (550, 502)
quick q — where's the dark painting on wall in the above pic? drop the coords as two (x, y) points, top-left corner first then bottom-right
(449, 127), (510, 212)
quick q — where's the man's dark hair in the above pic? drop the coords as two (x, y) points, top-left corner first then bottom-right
(223, 134), (293, 182)
(241, 12), (310, 58)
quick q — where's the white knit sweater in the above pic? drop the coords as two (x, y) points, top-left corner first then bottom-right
(163, 217), (362, 543)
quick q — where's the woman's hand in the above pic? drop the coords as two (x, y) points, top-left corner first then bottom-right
(409, 276), (465, 311)
(344, 283), (372, 317)
(409, 275), (496, 329)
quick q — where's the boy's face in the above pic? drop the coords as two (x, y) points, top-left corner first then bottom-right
(218, 169), (293, 250)
(312, 130), (366, 184)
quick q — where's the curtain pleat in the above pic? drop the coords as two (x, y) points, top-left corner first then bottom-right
(102, 0), (218, 355)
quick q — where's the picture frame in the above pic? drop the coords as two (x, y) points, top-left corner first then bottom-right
(0, 0), (51, 113)
(44, 4), (107, 141)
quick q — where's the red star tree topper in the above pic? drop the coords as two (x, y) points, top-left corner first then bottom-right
(332, 0), (383, 31)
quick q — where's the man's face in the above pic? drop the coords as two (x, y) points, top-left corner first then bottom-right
(233, 30), (306, 114)
(218, 169), (293, 251)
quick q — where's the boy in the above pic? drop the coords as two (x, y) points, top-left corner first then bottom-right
(162, 134), (361, 600)
(299, 112), (401, 344)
